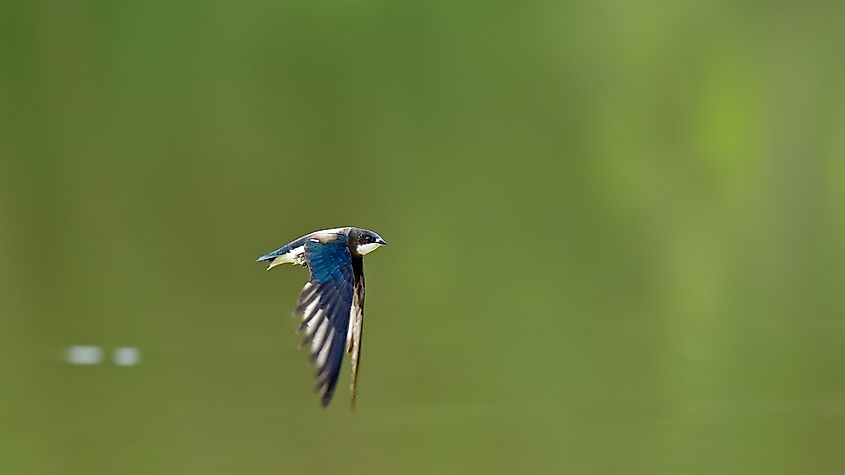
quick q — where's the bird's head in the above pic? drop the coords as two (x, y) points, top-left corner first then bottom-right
(352, 228), (387, 256)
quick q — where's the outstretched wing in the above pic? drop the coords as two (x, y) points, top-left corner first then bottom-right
(295, 235), (355, 406)
(347, 257), (365, 409)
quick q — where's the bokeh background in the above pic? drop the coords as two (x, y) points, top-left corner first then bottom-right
(2, 1), (844, 474)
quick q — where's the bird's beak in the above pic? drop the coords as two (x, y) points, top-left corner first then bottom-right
(376, 238), (387, 246)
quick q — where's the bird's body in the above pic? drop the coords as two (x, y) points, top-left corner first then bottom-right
(257, 227), (387, 408)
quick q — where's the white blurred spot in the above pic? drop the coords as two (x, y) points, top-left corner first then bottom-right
(66, 346), (103, 365)
(113, 347), (141, 366)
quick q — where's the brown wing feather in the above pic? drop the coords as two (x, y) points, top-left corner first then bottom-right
(347, 256), (365, 409)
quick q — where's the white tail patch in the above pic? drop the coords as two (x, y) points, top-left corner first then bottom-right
(266, 246), (306, 270)
(265, 256), (289, 270)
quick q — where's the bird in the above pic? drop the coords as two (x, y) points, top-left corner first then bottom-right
(256, 227), (387, 408)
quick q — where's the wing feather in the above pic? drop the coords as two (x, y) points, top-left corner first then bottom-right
(347, 257), (366, 409)
(293, 235), (355, 406)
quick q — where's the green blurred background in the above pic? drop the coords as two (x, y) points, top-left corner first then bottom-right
(1, 1), (844, 474)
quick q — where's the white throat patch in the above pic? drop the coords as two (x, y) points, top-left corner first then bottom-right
(356, 243), (383, 256)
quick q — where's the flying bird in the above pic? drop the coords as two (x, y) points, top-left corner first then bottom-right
(257, 227), (387, 408)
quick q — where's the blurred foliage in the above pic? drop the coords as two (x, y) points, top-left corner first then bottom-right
(1, 1), (844, 474)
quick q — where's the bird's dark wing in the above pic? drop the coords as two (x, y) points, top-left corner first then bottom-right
(295, 235), (355, 406)
(347, 256), (365, 409)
